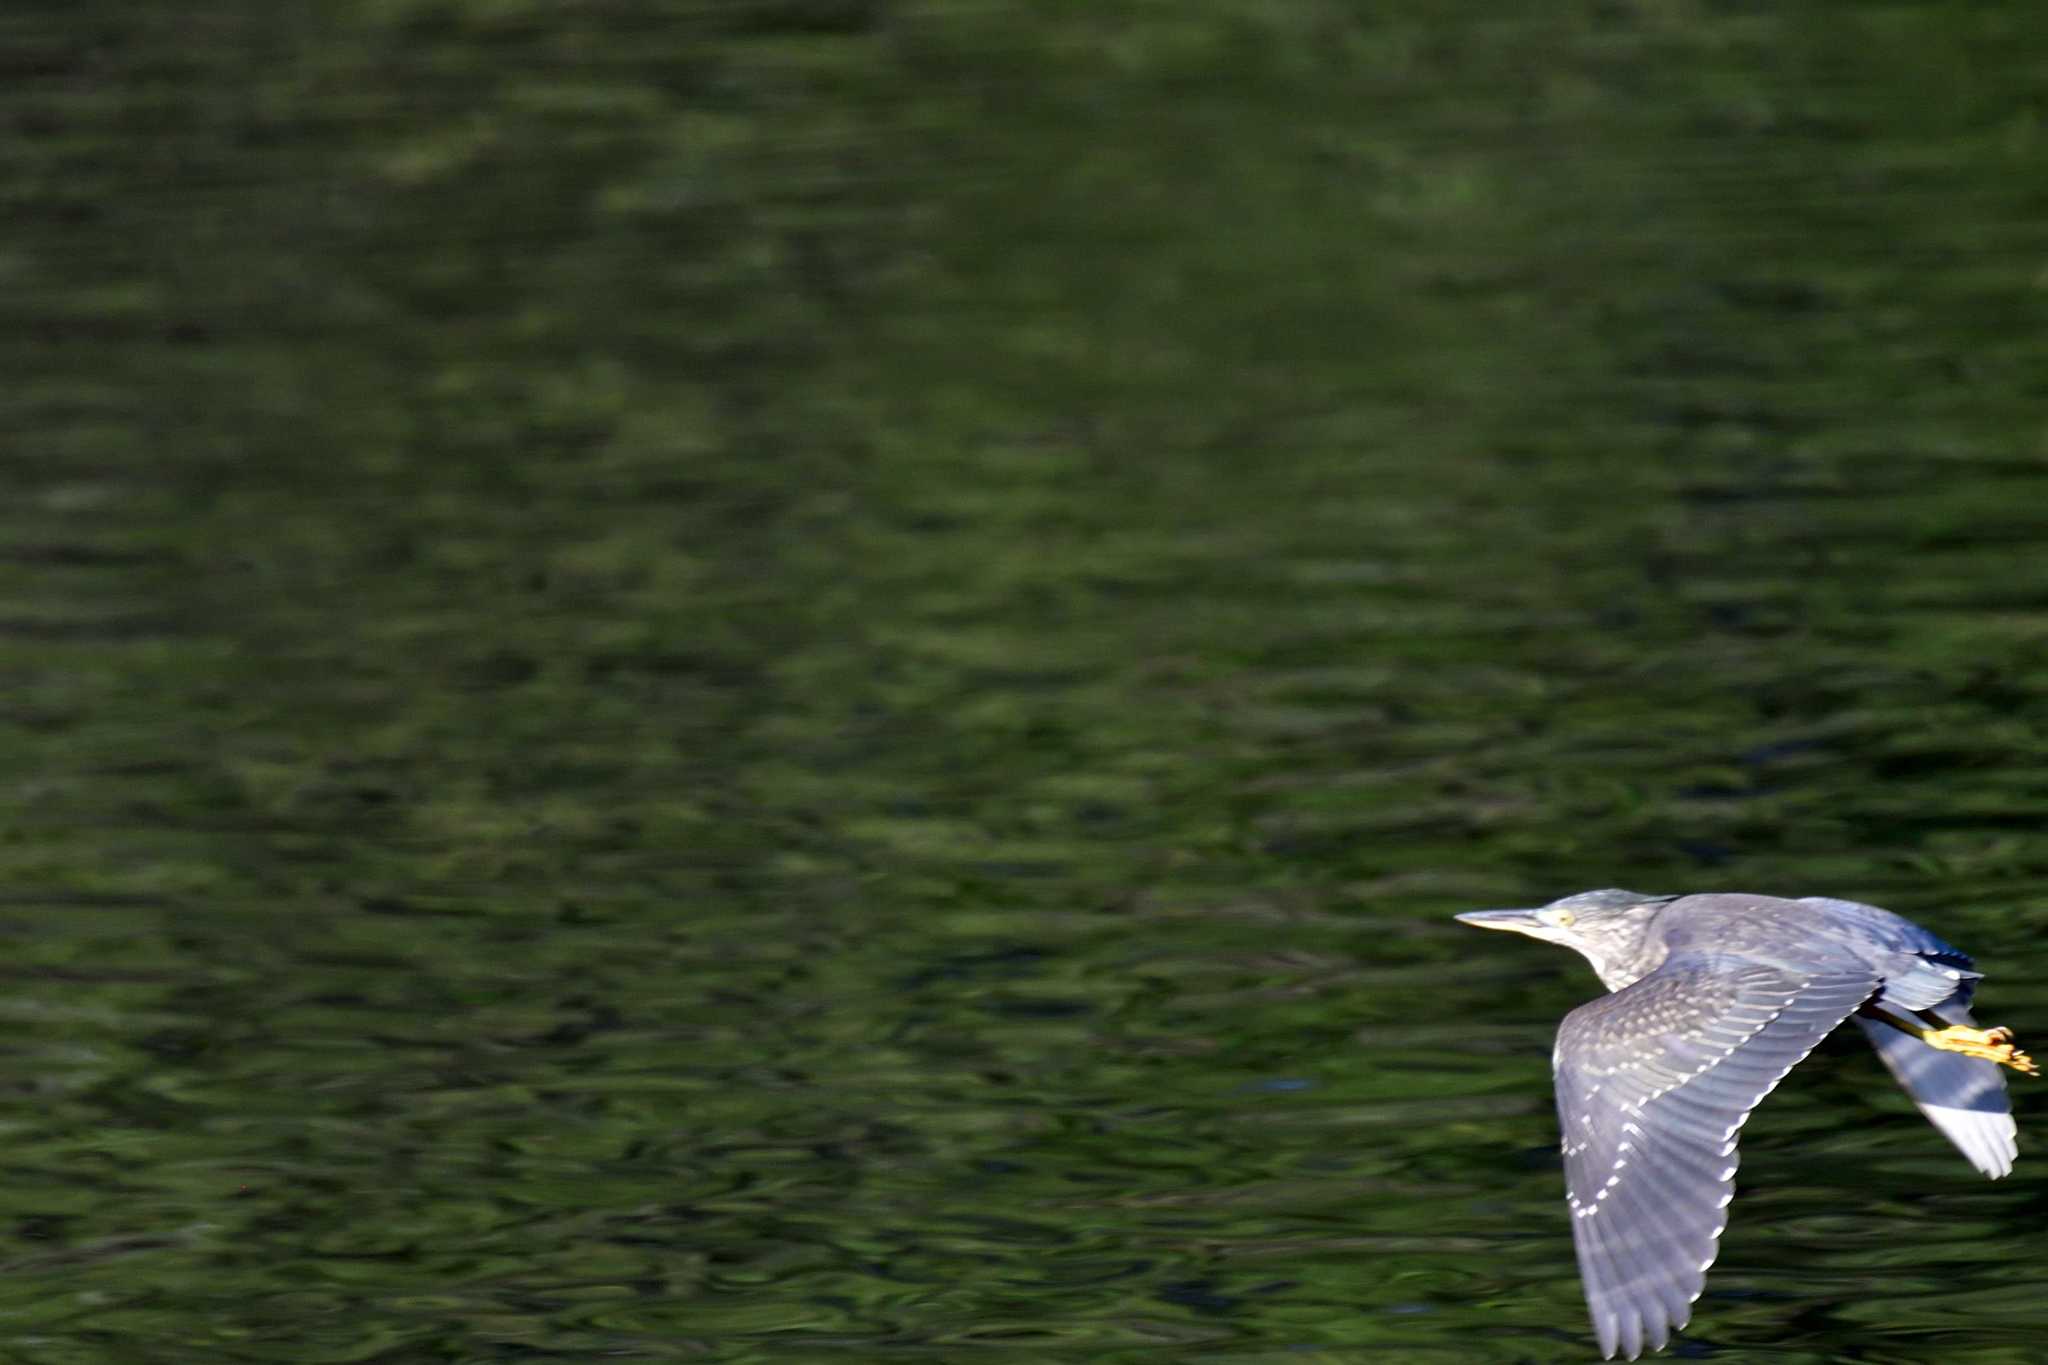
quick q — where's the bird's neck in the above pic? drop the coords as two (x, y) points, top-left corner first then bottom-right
(1585, 941), (1666, 993)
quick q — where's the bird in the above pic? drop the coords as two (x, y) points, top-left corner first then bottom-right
(1455, 889), (2033, 1360)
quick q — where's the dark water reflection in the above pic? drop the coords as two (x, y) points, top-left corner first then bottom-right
(6, 1), (2048, 1360)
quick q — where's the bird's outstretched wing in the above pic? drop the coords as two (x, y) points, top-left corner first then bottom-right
(1553, 957), (1879, 1359)
(1855, 1007), (2016, 1178)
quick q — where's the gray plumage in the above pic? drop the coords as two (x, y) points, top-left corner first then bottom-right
(1457, 889), (2020, 1360)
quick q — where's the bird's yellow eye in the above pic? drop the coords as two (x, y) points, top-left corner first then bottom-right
(1540, 908), (1576, 928)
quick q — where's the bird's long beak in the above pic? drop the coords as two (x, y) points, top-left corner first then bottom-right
(1454, 908), (1545, 932)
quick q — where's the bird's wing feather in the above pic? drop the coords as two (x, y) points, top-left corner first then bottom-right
(1554, 957), (1879, 1360)
(1855, 1007), (2015, 1178)
(1795, 896), (1974, 965)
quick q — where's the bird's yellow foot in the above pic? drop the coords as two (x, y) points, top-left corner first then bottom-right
(1922, 1023), (2038, 1075)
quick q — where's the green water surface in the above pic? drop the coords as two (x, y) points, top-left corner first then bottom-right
(5, 2), (2048, 1360)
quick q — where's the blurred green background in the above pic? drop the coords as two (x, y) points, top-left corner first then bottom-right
(6, 1), (2048, 1360)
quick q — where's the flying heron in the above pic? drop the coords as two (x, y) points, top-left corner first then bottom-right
(1457, 889), (2032, 1358)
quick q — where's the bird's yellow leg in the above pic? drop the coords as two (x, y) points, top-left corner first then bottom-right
(1916, 1019), (2038, 1075)
(1856, 1004), (2038, 1074)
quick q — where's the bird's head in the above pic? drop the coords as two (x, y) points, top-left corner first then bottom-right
(1456, 889), (1675, 990)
